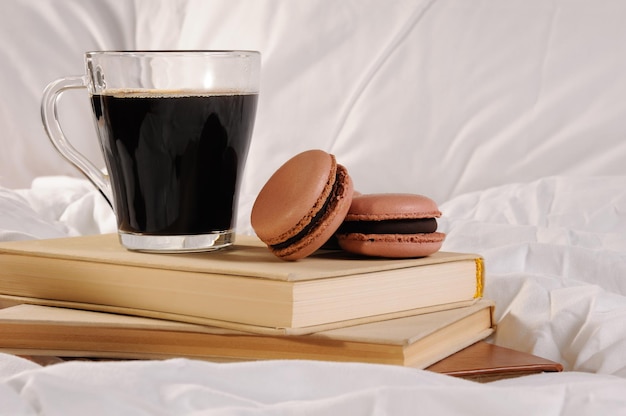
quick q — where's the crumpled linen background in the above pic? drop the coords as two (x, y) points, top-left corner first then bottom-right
(439, 176), (626, 376)
(1, 175), (626, 415)
(2, 357), (626, 415)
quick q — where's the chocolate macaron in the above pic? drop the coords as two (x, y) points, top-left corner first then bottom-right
(335, 193), (445, 258)
(251, 149), (354, 260)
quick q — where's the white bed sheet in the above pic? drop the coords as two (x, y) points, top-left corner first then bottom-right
(1, 175), (625, 415)
(439, 176), (626, 377)
(2, 358), (626, 415)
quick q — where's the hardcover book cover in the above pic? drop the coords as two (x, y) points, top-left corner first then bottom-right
(0, 234), (484, 334)
(0, 300), (495, 369)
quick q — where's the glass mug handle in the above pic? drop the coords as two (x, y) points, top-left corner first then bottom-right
(41, 76), (113, 208)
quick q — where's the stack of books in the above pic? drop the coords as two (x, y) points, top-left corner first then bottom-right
(0, 233), (560, 376)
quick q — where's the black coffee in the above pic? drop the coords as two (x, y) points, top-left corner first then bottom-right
(91, 91), (258, 235)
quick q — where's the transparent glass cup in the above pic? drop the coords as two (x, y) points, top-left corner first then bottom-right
(41, 51), (260, 252)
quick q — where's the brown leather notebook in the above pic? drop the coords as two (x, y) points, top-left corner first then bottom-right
(427, 341), (563, 382)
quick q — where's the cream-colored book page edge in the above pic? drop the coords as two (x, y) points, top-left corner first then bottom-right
(292, 260), (482, 327)
(0, 348), (251, 362)
(0, 294), (479, 336)
(0, 233), (483, 282)
(412, 328), (496, 369)
(408, 302), (496, 368)
(313, 300), (495, 345)
(404, 304), (496, 368)
(0, 303), (494, 366)
(0, 250), (482, 329)
(0, 304), (241, 335)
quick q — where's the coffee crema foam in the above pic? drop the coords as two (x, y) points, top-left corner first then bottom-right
(99, 89), (255, 98)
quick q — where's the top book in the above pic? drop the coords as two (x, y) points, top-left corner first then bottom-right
(0, 234), (483, 334)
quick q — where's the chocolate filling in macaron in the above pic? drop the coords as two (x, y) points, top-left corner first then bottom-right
(337, 217), (438, 235)
(336, 193), (445, 258)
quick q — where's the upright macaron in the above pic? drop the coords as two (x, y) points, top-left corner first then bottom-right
(251, 150), (354, 260)
(335, 193), (445, 258)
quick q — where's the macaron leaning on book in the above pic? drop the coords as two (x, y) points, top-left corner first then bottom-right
(251, 149), (446, 260)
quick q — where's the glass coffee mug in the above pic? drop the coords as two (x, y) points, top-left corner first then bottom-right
(42, 51), (260, 252)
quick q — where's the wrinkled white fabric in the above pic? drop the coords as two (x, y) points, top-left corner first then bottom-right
(439, 176), (626, 376)
(2, 358), (626, 416)
(0, 187), (70, 241)
(0, 177), (115, 241)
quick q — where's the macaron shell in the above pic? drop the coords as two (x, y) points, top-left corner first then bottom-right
(344, 193), (441, 221)
(251, 150), (336, 245)
(274, 165), (353, 260)
(337, 232), (445, 258)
